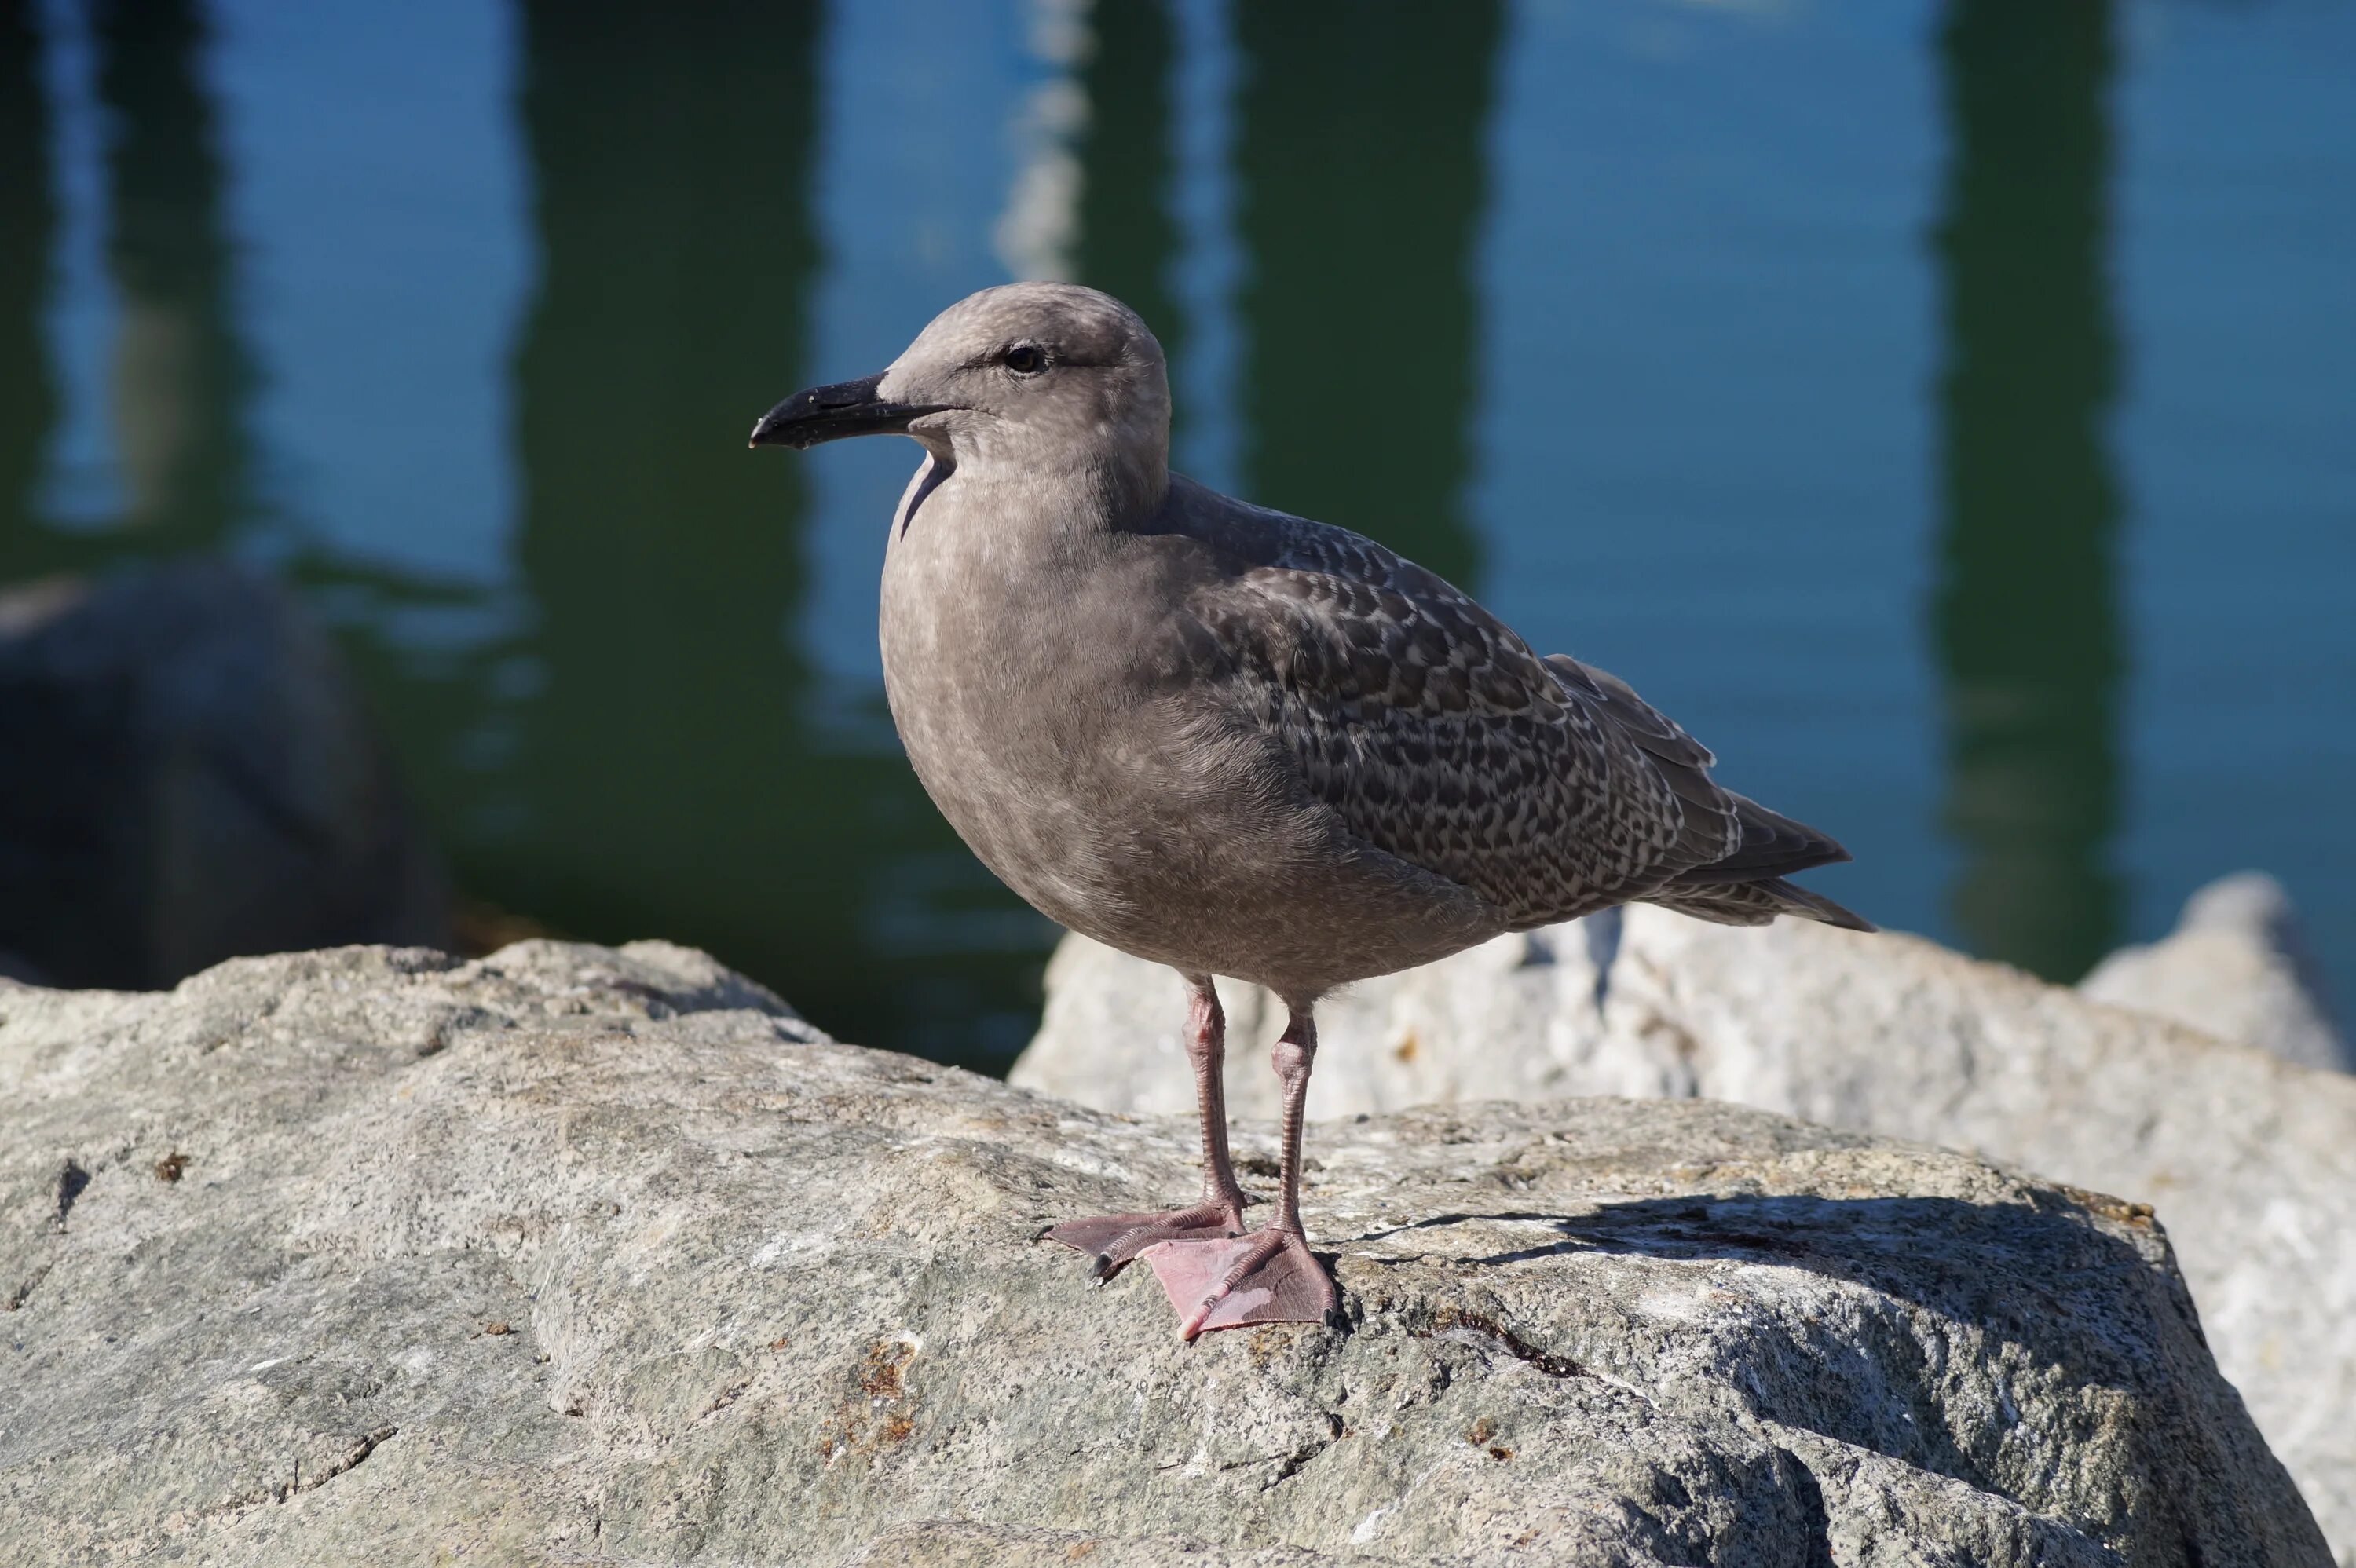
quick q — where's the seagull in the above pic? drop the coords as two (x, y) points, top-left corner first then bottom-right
(752, 283), (1869, 1340)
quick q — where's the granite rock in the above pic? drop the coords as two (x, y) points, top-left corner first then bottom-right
(1015, 910), (2356, 1561)
(0, 941), (2327, 1566)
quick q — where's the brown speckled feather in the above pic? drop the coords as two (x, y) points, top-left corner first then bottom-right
(1155, 479), (1864, 932)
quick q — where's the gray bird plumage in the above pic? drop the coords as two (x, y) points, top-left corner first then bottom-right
(752, 281), (1870, 1339)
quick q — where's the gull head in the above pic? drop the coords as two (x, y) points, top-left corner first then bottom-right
(750, 283), (1170, 501)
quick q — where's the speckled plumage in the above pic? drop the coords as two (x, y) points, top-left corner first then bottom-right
(1154, 488), (1863, 936)
(754, 281), (1869, 1336)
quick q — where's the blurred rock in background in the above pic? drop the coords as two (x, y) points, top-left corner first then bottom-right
(0, 561), (450, 989)
(2080, 872), (2350, 1074)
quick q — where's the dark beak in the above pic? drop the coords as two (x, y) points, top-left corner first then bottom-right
(747, 373), (948, 450)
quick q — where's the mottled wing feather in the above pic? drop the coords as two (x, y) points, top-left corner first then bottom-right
(1546, 652), (1853, 890)
(1184, 506), (1734, 927)
(1543, 655), (1714, 769)
(1542, 653), (1745, 875)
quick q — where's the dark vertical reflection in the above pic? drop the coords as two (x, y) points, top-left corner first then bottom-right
(1931, 0), (2123, 980)
(92, 0), (250, 552)
(1231, 2), (1501, 590)
(510, 1), (1032, 1065)
(0, 0), (56, 576)
(1073, 0), (1182, 400)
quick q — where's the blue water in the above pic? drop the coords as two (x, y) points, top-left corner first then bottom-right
(2, 0), (2350, 1068)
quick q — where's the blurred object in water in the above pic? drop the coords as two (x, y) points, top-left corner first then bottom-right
(2082, 872), (2350, 1075)
(1074, 0), (1183, 422)
(1931, 0), (2124, 985)
(0, 561), (450, 989)
(0, 0), (53, 570)
(90, 0), (251, 550)
(1233, 0), (1501, 594)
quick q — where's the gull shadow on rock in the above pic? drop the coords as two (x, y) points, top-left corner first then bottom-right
(1353, 1190), (2215, 1526)
(1465, 1190), (2188, 1356)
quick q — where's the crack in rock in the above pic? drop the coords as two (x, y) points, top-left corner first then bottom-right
(1414, 1307), (1593, 1382)
(4, 1257), (56, 1312)
(1256, 1414), (1346, 1491)
(51, 1158), (91, 1232)
(207, 1425), (398, 1516)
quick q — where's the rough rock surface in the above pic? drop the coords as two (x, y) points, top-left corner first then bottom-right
(0, 564), (450, 990)
(0, 942), (2327, 1566)
(2080, 873), (2350, 1073)
(1016, 912), (2356, 1563)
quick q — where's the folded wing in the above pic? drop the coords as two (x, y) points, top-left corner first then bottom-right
(1183, 506), (1865, 931)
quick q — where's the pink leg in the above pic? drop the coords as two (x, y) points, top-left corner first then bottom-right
(1143, 1004), (1339, 1338)
(1044, 975), (1251, 1279)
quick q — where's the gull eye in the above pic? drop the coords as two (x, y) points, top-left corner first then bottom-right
(1003, 344), (1047, 376)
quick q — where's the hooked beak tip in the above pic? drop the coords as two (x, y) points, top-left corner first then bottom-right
(747, 406), (806, 450)
(748, 372), (946, 452)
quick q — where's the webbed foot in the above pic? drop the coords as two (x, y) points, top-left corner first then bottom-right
(1043, 1201), (1249, 1282)
(1142, 1227), (1337, 1339)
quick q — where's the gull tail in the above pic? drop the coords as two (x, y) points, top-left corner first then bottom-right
(1648, 795), (1876, 932)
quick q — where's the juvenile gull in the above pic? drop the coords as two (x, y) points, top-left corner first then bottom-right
(751, 283), (1870, 1339)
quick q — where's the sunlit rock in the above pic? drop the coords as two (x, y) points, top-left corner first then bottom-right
(0, 941), (2326, 1564)
(1019, 909), (2356, 1560)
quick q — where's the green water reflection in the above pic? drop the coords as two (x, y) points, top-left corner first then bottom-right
(2, 0), (2348, 1067)
(0, 3), (45, 546)
(1074, 0), (1183, 404)
(2, 0), (254, 579)
(493, 2), (1045, 1062)
(1933, 0), (2123, 981)
(1233, 2), (1498, 592)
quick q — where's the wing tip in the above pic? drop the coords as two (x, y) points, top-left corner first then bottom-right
(1762, 877), (1876, 932)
